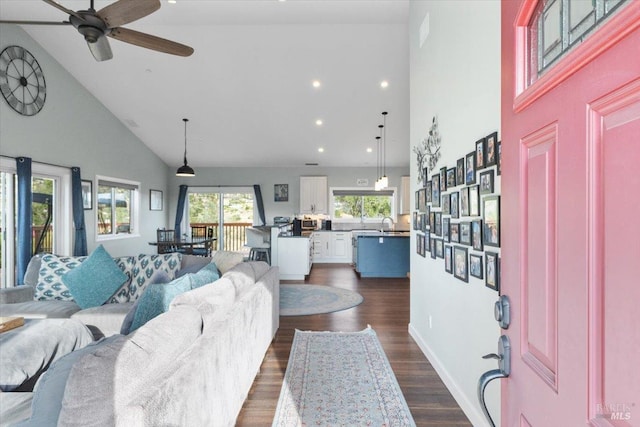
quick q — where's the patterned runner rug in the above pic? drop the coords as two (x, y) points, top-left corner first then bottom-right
(272, 327), (416, 427)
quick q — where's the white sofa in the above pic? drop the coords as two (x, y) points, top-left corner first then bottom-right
(4, 260), (279, 426)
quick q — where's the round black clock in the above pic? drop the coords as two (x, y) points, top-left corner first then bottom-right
(0, 46), (47, 116)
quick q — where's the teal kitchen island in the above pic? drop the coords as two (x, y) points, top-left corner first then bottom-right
(354, 232), (410, 278)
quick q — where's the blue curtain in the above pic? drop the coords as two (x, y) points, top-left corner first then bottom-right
(71, 167), (88, 256)
(175, 184), (188, 237)
(253, 185), (266, 226)
(16, 157), (32, 285)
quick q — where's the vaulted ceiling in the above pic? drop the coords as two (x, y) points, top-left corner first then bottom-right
(0, 0), (410, 168)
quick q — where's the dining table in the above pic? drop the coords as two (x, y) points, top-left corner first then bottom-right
(148, 236), (217, 255)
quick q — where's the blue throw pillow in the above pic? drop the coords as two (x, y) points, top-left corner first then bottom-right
(61, 245), (128, 309)
(120, 271), (172, 335)
(129, 274), (193, 333)
(190, 262), (220, 288)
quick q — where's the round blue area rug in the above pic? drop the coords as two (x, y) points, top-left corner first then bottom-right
(280, 284), (364, 316)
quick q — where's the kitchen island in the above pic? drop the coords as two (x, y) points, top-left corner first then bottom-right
(354, 231), (410, 278)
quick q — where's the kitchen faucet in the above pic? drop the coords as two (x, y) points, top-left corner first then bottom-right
(380, 216), (394, 232)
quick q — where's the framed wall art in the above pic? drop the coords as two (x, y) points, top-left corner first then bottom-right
(431, 174), (441, 207)
(456, 158), (465, 186)
(450, 192), (459, 219)
(460, 187), (470, 216)
(434, 212), (442, 236)
(465, 151), (477, 185)
(417, 233), (425, 257)
(425, 182), (432, 203)
(471, 219), (483, 251)
(442, 193), (451, 215)
(453, 246), (468, 282)
(483, 195), (501, 247)
(485, 131), (498, 167)
(413, 212), (419, 230)
(497, 142), (502, 176)
(485, 251), (500, 291)
(421, 213), (428, 232)
(479, 170), (494, 195)
(442, 217), (450, 242)
(447, 167), (457, 188)
(444, 245), (453, 273)
(436, 239), (444, 258)
(469, 254), (484, 279)
(450, 223), (460, 243)
(274, 184), (289, 202)
(150, 189), (163, 211)
(469, 185), (480, 216)
(81, 180), (92, 210)
(475, 138), (486, 170)
(460, 221), (472, 246)
(430, 236), (437, 259)
(440, 167), (447, 192)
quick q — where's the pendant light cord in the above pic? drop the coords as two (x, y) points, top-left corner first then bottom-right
(382, 111), (388, 178)
(183, 118), (189, 165)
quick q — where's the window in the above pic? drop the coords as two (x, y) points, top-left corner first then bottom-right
(96, 176), (139, 239)
(528, 0), (629, 85)
(330, 188), (395, 222)
(1, 158), (72, 287)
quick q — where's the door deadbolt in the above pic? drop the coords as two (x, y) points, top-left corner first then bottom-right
(494, 295), (511, 329)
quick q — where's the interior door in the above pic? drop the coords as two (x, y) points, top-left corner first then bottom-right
(501, 1), (640, 426)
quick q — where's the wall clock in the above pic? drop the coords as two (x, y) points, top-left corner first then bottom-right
(0, 45), (46, 116)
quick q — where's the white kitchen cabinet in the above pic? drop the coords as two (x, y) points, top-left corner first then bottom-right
(399, 175), (411, 214)
(300, 176), (328, 214)
(312, 231), (351, 263)
(277, 236), (312, 280)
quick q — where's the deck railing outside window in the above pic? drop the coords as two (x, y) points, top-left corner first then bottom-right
(190, 222), (252, 252)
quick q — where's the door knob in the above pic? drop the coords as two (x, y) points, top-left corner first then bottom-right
(478, 335), (511, 427)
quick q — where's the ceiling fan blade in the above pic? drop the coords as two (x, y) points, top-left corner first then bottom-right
(109, 27), (194, 57)
(0, 20), (70, 25)
(87, 36), (113, 62)
(97, 0), (160, 29)
(41, 0), (83, 21)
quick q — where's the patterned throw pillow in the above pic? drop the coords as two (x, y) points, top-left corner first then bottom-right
(35, 254), (87, 301)
(107, 256), (137, 303)
(128, 253), (182, 301)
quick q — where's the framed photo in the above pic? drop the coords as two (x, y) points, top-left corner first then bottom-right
(456, 158), (465, 186)
(431, 174), (441, 207)
(434, 212), (442, 236)
(415, 212), (422, 231)
(429, 212), (436, 230)
(413, 212), (419, 230)
(423, 167), (430, 187)
(479, 170), (494, 195)
(465, 151), (477, 185)
(425, 182), (432, 203)
(450, 222), (460, 243)
(418, 189), (427, 212)
(476, 138), (486, 170)
(453, 246), (469, 282)
(81, 180), (92, 210)
(469, 185), (480, 216)
(460, 221), (472, 246)
(440, 167), (447, 192)
(472, 219), (483, 251)
(497, 141), (502, 176)
(444, 245), (453, 273)
(470, 254), (484, 279)
(421, 213), (428, 232)
(483, 195), (501, 247)
(485, 251), (500, 291)
(442, 217), (450, 242)
(485, 131), (498, 167)
(274, 183), (289, 202)
(436, 239), (444, 258)
(442, 193), (451, 215)
(417, 233), (425, 257)
(450, 192), (460, 219)
(150, 189), (163, 211)
(446, 168), (457, 188)
(425, 230), (430, 252)
(430, 235), (437, 259)
(460, 186), (470, 216)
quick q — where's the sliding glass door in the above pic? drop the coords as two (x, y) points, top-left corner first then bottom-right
(187, 187), (254, 253)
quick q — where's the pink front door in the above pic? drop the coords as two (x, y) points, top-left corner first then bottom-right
(501, 1), (640, 426)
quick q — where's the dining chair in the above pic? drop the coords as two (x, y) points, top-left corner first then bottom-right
(156, 229), (179, 254)
(191, 225), (210, 256)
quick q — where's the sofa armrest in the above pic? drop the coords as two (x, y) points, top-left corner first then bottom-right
(0, 286), (35, 304)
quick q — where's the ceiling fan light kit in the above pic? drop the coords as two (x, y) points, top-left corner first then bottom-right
(0, 0), (194, 62)
(176, 118), (195, 177)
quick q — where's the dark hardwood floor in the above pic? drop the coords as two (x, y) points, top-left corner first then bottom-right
(235, 263), (472, 427)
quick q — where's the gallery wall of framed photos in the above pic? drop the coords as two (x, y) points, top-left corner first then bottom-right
(413, 130), (501, 292)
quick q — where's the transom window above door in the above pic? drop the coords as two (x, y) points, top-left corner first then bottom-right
(528, 0), (628, 86)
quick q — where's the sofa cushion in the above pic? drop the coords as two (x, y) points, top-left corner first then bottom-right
(0, 300), (81, 319)
(61, 245), (128, 310)
(189, 263), (220, 288)
(129, 274), (193, 333)
(222, 262), (260, 296)
(210, 250), (244, 274)
(14, 335), (122, 427)
(177, 254), (212, 277)
(170, 277), (236, 317)
(107, 256), (137, 303)
(58, 306), (203, 426)
(72, 302), (135, 339)
(23, 255), (42, 288)
(120, 271), (172, 335)
(35, 254), (87, 301)
(127, 253), (182, 301)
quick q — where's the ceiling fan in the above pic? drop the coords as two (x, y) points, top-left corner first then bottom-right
(0, 0), (194, 61)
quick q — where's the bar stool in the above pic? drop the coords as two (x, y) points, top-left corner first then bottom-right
(245, 228), (270, 265)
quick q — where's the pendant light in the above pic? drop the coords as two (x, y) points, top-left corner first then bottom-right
(176, 118), (195, 177)
(375, 135), (382, 191)
(380, 111), (389, 188)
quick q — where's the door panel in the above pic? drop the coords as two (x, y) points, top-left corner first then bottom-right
(502, 1), (640, 426)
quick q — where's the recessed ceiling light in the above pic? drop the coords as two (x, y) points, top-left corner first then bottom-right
(168, 0), (176, 4)
(380, 80), (389, 88)
(366, 147), (373, 153)
(312, 80), (321, 88)
(318, 147), (324, 153)
(315, 119), (323, 126)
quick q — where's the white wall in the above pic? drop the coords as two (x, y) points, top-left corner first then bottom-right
(408, 2), (501, 426)
(0, 26), (171, 257)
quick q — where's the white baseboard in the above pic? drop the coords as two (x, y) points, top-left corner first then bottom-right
(408, 323), (491, 427)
